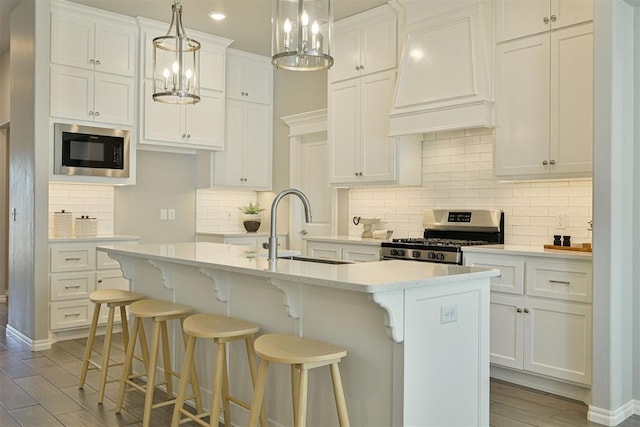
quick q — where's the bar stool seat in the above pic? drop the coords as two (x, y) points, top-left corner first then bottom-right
(78, 289), (145, 404)
(248, 334), (350, 427)
(171, 313), (266, 427)
(115, 299), (203, 427)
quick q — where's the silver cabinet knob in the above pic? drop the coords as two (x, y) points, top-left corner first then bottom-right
(89, 59), (95, 64)
(524, 308), (530, 314)
(549, 159), (556, 165)
(94, 111), (100, 116)
(300, 229), (308, 236)
(516, 308), (523, 313)
(542, 160), (548, 166)
(89, 111), (94, 116)
(543, 16), (550, 24)
(550, 15), (557, 22)
(95, 60), (101, 65)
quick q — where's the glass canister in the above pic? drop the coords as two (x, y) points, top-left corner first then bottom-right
(53, 210), (73, 237)
(74, 216), (98, 237)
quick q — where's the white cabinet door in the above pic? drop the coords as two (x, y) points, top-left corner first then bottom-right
(50, 65), (94, 122)
(360, 14), (397, 76)
(306, 241), (341, 260)
(330, 28), (361, 82)
(243, 102), (272, 187)
(185, 89), (224, 150)
(226, 50), (272, 104)
(143, 80), (182, 144)
(524, 298), (592, 385)
(94, 21), (136, 77)
(549, 23), (593, 176)
(214, 99), (245, 185)
(93, 72), (134, 126)
(464, 253), (525, 295)
(342, 244), (380, 262)
(360, 71), (396, 183)
(51, 11), (94, 70)
(489, 293), (524, 370)
(495, 34), (550, 177)
(200, 40), (225, 91)
(329, 79), (360, 183)
(496, 0), (593, 42)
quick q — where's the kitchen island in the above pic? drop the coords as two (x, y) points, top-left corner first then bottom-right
(98, 242), (498, 426)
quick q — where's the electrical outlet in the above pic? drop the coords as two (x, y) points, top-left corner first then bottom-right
(168, 209), (176, 220)
(160, 209), (168, 220)
(556, 214), (567, 229)
(440, 304), (458, 324)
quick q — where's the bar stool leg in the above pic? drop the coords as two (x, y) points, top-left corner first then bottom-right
(209, 342), (226, 427)
(247, 358), (269, 427)
(160, 320), (173, 398)
(291, 365), (299, 424)
(119, 305), (132, 377)
(116, 316), (141, 413)
(142, 320), (162, 427)
(295, 368), (309, 427)
(181, 318), (203, 414)
(171, 334), (196, 427)
(245, 337), (267, 427)
(330, 363), (350, 427)
(221, 345), (232, 427)
(79, 302), (101, 389)
(97, 305), (116, 403)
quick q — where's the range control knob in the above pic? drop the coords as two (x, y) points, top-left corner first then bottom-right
(436, 253), (445, 261)
(412, 251), (421, 258)
(428, 252), (436, 260)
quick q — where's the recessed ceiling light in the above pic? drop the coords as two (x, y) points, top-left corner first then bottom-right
(209, 11), (226, 21)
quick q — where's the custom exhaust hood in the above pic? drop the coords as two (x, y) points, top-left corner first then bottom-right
(389, 0), (494, 136)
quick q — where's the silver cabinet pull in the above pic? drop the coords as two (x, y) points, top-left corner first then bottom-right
(542, 160), (548, 165)
(89, 111), (94, 116)
(549, 159), (555, 165)
(65, 257), (81, 261)
(516, 307), (523, 313)
(95, 60), (101, 65)
(543, 16), (550, 24)
(64, 313), (81, 317)
(64, 284), (81, 289)
(549, 279), (571, 285)
(524, 308), (530, 313)
(300, 229), (308, 236)
(550, 15), (557, 22)
(97, 279), (103, 284)
(94, 111), (100, 117)
(89, 59), (95, 64)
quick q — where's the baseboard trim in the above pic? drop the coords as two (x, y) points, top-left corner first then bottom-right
(6, 325), (52, 351)
(588, 400), (635, 426)
(490, 366), (590, 403)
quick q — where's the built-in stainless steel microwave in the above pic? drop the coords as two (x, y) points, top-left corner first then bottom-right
(54, 123), (130, 178)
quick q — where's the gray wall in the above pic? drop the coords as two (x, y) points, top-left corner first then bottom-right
(8, 0), (50, 343)
(115, 150), (196, 243)
(0, 51), (9, 124)
(0, 128), (8, 298)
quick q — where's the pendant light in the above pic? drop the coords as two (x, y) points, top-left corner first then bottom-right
(152, 0), (200, 104)
(272, 0), (334, 71)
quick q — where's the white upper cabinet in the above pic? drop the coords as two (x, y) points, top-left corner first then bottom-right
(51, 8), (136, 77)
(495, 22), (593, 179)
(226, 49), (272, 104)
(329, 70), (421, 186)
(496, 0), (593, 42)
(329, 5), (397, 83)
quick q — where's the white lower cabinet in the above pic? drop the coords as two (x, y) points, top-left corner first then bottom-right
(465, 252), (592, 386)
(49, 239), (138, 333)
(306, 240), (381, 262)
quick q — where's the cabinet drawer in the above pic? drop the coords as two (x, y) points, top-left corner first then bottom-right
(464, 253), (524, 294)
(341, 244), (380, 262)
(50, 301), (92, 330)
(526, 260), (592, 302)
(50, 245), (96, 272)
(50, 272), (95, 301)
(306, 241), (342, 260)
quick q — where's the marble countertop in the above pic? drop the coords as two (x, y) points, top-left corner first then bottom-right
(99, 242), (499, 294)
(49, 234), (140, 243)
(462, 244), (593, 260)
(303, 235), (391, 246)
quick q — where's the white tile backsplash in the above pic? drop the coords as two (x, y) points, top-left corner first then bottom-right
(49, 183), (115, 236)
(196, 189), (258, 233)
(348, 129), (593, 245)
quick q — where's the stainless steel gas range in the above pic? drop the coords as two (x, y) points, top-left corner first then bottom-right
(380, 209), (504, 265)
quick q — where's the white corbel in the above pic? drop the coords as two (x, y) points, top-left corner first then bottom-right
(148, 260), (175, 290)
(372, 291), (404, 343)
(106, 253), (135, 280)
(268, 279), (301, 319)
(199, 268), (230, 303)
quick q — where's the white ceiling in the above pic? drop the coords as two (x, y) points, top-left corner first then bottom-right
(1, 0), (388, 56)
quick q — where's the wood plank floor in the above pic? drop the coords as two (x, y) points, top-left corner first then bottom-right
(1, 302), (639, 426)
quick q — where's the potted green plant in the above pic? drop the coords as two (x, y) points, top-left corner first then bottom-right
(239, 202), (265, 232)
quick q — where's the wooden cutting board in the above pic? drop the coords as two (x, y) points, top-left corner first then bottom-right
(543, 244), (592, 252)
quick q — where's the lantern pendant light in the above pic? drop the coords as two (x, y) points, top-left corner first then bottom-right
(272, 0), (334, 71)
(152, 0), (201, 104)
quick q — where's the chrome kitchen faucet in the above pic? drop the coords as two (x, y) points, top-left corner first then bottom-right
(264, 188), (312, 261)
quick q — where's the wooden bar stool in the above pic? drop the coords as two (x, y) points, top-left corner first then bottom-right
(78, 289), (146, 404)
(247, 334), (350, 427)
(115, 299), (203, 427)
(171, 313), (267, 427)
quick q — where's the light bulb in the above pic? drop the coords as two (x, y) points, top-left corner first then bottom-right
(284, 18), (292, 34)
(312, 21), (319, 35)
(172, 61), (179, 73)
(185, 69), (193, 79)
(163, 68), (170, 78)
(301, 11), (309, 26)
